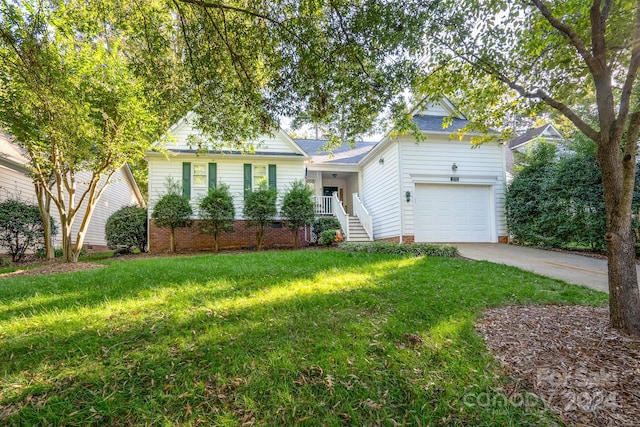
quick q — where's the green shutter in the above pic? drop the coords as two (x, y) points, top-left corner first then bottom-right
(208, 163), (217, 189)
(243, 163), (252, 198)
(268, 164), (277, 190)
(182, 162), (191, 198)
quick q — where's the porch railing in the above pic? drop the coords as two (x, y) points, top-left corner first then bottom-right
(315, 196), (333, 215)
(352, 193), (373, 241)
(333, 192), (349, 241)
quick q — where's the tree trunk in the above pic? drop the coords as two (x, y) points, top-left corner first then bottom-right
(597, 134), (640, 335)
(256, 226), (264, 251)
(34, 181), (55, 261)
(169, 228), (176, 253)
(292, 228), (299, 248)
(214, 231), (219, 253)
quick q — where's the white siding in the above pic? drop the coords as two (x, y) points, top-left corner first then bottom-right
(148, 154), (305, 220)
(0, 165), (37, 203)
(166, 117), (302, 155)
(399, 137), (506, 239)
(60, 169), (141, 248)
(361, 144), (401, 239)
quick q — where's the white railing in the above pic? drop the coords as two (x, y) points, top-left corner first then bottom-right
(315, 196), (333, 215)
(352, 193), (373, 241)
(333, 192), (349, 241)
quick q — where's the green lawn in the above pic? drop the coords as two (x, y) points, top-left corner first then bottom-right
(0, 250), (606, 426)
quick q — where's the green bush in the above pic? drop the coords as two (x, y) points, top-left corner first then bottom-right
(313, 217), (342, 244)
(0, 257), (11, 267)
(105, 205), (148, 251)
(281, 180), (315, 248)
(338, 242), (459, 257)
(151, 179), (194, 253)
(243, 181), (277, 251)
(507, 137), (640, 252)
(198, 184), (235, 252)
(0, 199), (47, 262)
(320, 229), (337, 246)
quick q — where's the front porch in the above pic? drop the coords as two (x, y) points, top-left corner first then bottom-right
(312, 192), (372, 242)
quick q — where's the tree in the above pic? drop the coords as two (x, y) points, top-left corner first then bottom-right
(105, 206), (148, 253)
(0, 199), (47, 262)
(198, 183), (235, 252)
(281, 180), (315, 248)
(163, 0), (428, 148)
(151, 180), (193, 253)
(0, 1), (186, 262)
(421, 0), (640, 335)
(243, 181), (277, 251)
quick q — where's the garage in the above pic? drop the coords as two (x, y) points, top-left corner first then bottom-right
(414, 184), (493, 242)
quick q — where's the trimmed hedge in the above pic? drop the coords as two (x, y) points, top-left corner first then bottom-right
(338, 242), (459, 257)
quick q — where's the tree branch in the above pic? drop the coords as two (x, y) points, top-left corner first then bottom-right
(530, 0), (597, 70)
(617, 2), (640, 131)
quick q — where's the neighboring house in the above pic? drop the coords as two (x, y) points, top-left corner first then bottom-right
(147, 98), (508, 251)
(0, 132), (146, 252)
(506, 123), (564, 181)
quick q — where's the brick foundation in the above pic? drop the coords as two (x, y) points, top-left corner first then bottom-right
(498, 235), (509, 244)
(374, 235), (415, 243)
(149, 220), (308, 253)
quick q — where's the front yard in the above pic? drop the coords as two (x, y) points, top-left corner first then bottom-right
(0, 250), (607, 425)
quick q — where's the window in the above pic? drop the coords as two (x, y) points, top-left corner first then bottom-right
(193, 164), (207, 186)
(253, 165), (267, 188)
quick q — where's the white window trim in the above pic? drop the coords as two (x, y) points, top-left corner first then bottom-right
(192, 163), (208, 188)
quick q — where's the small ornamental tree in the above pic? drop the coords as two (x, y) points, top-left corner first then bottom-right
(105, 205), (148, 253)
(0, 199), (47, 262)
(281, 180), (315, 248)
(243, 181), (277, 251)
(198, 183), (235, 253)
(151, 181), (193, 253)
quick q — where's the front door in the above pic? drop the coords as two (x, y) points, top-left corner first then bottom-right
(323, 186), (338, 197)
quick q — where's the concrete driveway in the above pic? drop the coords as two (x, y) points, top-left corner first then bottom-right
(455, 243), (635, 294)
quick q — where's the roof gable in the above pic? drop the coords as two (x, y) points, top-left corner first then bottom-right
(161, 113), (308, 157)
(295, 139), (376, 165)
(509, 123), (563, 150)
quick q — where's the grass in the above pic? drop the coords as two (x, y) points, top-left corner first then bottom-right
(0, 249), (606, 426)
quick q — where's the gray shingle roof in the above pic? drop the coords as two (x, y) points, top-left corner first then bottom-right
(508, 124), (549, 149)
(294, 139), (376, 164)
(412, 115), (471, 132)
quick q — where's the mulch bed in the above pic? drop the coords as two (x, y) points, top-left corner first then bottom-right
(477, 305), (640, 426)
(0, 262), (106, 278)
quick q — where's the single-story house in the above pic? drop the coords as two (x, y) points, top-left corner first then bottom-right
(0, 132), (146, 252)
(146, 99), (508, 252)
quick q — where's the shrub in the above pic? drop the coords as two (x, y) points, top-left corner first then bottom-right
(312, 217), (342, 243)
(507, 137), (640, 252)
(281, 180), (315, 248)
(151, 180), (193, 253)
(338, 242), (459, 257)
(0, 199), (47, 262)
(243, 181), (277, 250)
(105, 205), (148, 252)
(0, 257), (11, 267)
(320, 229), (337, 246)
(198, 184), (235, 252)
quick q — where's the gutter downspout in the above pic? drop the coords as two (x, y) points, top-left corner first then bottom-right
(398, 140), (404, 244)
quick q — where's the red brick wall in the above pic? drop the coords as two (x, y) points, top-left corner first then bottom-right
(149, 220), (308, 253)
(374, 235), (415, 243)
(498, 235), (509, 244)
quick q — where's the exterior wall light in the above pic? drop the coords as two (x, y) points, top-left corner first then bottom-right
(452, 162), (458, 172)
(379, 158), (384, 165)
(405, 191), (411, 202)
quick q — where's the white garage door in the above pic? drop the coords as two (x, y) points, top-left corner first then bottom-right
(414, 184), (492, 242)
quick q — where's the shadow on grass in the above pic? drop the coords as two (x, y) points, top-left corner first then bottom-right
(0, 251), (606, 425)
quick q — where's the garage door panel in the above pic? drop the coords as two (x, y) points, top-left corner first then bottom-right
(414, 184), (492, 242)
